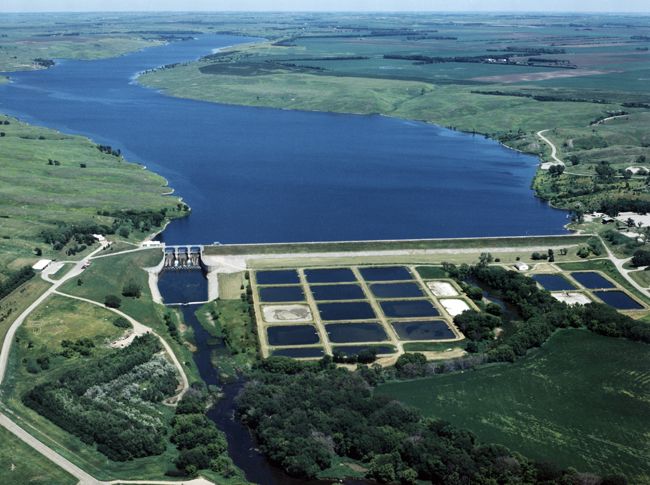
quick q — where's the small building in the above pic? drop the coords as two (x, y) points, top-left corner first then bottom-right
(141, 240), (163, 248)
(93, 234), (106, 243)
(32, 259), (52, 272)
(602, 217), (616, 224)
(514, 262), (528, 271)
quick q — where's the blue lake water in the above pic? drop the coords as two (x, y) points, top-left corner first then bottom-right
(304, 268), (357, 283)
(333, 345), (396, 355)
(317, 301), (376, 320)
(380, 300), (440, 318)
(359, 267), (414, 281)
(325, 323), (388, 343)
(570, 272), (616, 289)
(266, 325), (320, 346)
(593, 291), (643, 310)
(255, 270), (300, 285)
(370, 282), (424, 298)
(259, 286), (305, 302)
(532, 274), (576, 292)
(272, 348), (324, 358)
(391, 320), (456, 340)
(310, 284), (366, 301)
(157, 269), (208, 303)
(0, 34), (569, 245)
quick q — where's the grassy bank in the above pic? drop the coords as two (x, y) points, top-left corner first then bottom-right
(378, 329), (650, 484)
(204, 235), (590, 256)
(0, 113), (185, 276)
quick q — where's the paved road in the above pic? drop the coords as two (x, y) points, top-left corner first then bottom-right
(0, 244), (197, 485)
(597, 234), (650, 297)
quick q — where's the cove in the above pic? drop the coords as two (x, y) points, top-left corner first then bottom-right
(0, 35), (569, 245)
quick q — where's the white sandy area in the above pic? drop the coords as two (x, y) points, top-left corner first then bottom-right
(614, 211), (650, 227)
(440, 299), (470, 316)
(262, 304), (312, 323)
(427, 281), (458, 296)
(552, 292), (591, 305)
(626, 166), (649, 174)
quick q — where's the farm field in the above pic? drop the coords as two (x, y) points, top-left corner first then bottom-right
(378, 329), (650, 484)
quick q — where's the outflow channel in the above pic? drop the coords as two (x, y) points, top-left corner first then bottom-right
(159, 270), (360, 485)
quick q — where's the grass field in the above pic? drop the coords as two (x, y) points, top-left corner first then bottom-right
(0, 278), (51, 345)
(378, 329), (650, 483)
(0, 113), (183, 276)
(18, 294), (124, 361)
(0, 425), (77, 485)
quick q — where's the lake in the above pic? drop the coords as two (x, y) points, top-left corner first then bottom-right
(0, 34), (569, 245)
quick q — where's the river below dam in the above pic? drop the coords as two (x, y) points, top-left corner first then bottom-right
(0, 34), (569, 245)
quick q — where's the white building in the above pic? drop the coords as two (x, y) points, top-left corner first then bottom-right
(32, 259), (52, 272)
(514, 262), (529, 271)
(141, 240), (163, 248)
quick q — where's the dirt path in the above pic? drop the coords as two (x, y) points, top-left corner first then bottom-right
(537, 129), (565, 169)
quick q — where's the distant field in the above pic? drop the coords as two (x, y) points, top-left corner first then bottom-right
(378, 329), (650, 483)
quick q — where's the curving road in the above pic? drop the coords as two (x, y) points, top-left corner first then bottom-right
(537, 129), (565, 169)
(0, 244), (199, 485)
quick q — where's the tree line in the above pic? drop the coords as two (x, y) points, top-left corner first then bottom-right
(0, 266), (35, 301)
(237, 361), (625, 484)
(23, 334), (178, 461)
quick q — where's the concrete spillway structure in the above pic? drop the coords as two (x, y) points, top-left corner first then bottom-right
(163, 245), (202, 269)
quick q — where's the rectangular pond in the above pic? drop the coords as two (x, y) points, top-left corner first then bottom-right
(594, 291), (643, 310)
(532, 274), (576, 291)
(259, 286), (305, 302)
(380, 300), (440, 318)
(324, 323), (388, 343)
(391, 320), (456, 340)
(310, 284), (366, 301)
(272, 347), (324, 358)
(333, 345), (396, 356)
(304, 268), (357, 283)
(256, 270), (300, 285)
(358, 266), (413, 281)
(570, 272), (615, 289)
(370, 282), (424, 299)
(266, 325), (320, 346)
(317, 301), (376, 321)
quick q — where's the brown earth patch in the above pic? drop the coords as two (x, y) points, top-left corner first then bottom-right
(470, 68), (623, 83)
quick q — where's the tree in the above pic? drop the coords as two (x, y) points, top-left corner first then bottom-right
(548, 249), (555, 262)
(531, 252), (541, 260)
(34, 247), (42, 256)
(122, 279), (142, 298)
(113, 316), (131, 328)
(477, 252), (493, 268)
(485, 302), (503, 316)
(105, 295), (121, 308)
(118, 226), (130, 238)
